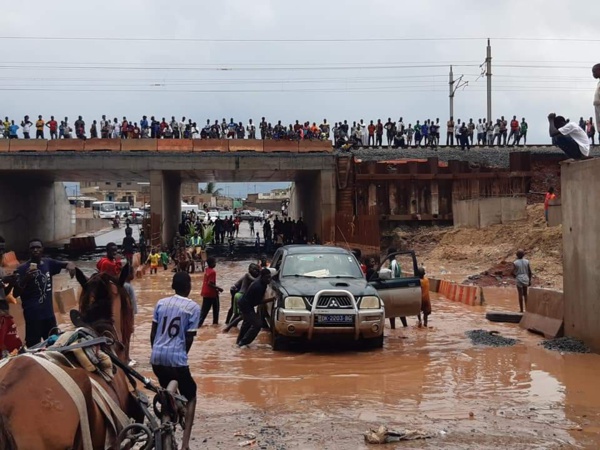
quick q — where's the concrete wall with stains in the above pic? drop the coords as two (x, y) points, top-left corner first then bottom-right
(562, 159), (600, 352)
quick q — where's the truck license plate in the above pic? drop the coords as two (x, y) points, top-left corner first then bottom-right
(316, 315), (354, 324)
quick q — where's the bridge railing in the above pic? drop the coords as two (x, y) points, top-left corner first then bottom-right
(0, 138), (333, 154)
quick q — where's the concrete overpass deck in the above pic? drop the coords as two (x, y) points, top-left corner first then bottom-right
(0, 151), (335, 182)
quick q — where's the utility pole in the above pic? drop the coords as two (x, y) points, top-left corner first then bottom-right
(486, 38), (492, 123)
(449, 65), (454, 119)
(449, 65), (467, 119)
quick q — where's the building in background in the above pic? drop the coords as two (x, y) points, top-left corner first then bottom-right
(79, 181), (149, 206)
(245, 187), (290, 212)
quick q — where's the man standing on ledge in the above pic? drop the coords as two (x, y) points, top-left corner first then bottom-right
(593, 63), (600, 144)
(548, 113), (590, 161)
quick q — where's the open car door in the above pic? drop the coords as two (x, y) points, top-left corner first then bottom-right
(368, 251), (422, 318)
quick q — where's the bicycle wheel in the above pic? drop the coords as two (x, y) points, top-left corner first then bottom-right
(117, 423), (154, 450)
(160, 381), (180, 450)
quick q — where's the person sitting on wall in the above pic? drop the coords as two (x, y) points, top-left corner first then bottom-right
(548, 113), (591, 161)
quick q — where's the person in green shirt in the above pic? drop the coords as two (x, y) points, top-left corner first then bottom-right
(160, 249), (170, 271)
(518, 118), (528, 146)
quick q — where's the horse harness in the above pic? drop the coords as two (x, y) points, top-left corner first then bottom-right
(0, 327), (132, 450)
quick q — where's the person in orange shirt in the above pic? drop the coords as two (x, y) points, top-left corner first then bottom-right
(417, 267), (431, 328)
(544, 187), (556, 225)
(367, 120), (376, 147)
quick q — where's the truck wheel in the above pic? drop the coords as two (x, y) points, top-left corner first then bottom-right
(271, 329), (289, 351)
(485, 311), (523, 324)
(364, 335), (384, 349)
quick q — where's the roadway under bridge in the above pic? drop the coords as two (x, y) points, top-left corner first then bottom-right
(0, 139), (335, 251)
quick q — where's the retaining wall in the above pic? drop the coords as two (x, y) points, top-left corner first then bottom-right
(562, 159), (600, 352)
(453, 197), (527, 228)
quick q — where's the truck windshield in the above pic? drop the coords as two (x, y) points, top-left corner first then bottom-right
(282, 253), (363, 279)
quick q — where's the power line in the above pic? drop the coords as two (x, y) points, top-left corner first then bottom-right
(0, 86), (590, 93)
(0, 63), (480, 72)
(0, 35), (598, 43)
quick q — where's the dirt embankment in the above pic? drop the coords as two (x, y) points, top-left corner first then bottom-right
(386, 204), (563, 290)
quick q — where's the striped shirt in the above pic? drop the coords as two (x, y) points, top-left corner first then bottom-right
(150, 295), (200, 367)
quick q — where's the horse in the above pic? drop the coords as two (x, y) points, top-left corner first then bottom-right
(0, 266), (140, 450)
(176, 248), (195, 274)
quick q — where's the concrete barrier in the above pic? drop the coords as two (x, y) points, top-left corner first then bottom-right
(519, 287), (564, 338)
(47, 139), (85, 152)
(430, 278), (483, 306)
(229, 139), (264, 152)
(75, 218), (108, 235)
(299, 140), (332, 153)
(0, 140), (10, 152)
(548, 199), (561, 227)
(9, 139), (48, 152)
(121, 139), (157, 152)
(192, 139), (228, 152)
(157, 139), (193, 152)
(84, 138), (121, 151)
(263, 140), (299, 153)
(1, 251), (20, 270)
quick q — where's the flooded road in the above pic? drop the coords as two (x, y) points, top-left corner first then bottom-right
(21, 257), (600, 449)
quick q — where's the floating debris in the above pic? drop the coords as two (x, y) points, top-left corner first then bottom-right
(364, 425), (435, 444)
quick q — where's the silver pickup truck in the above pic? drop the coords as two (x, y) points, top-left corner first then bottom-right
(266, 246), (422, 350)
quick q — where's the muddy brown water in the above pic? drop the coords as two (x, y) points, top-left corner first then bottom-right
(11, 259), (600, 449)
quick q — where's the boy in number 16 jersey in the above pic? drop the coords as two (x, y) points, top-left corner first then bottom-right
(150, 272), (200, 450)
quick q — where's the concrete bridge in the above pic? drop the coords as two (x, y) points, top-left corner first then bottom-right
(0, 139), (335, 251)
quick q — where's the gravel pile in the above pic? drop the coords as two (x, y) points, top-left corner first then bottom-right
(466, 330), (518, 347)
(338, 146), (600, 168)
(541, 337), (591, 353)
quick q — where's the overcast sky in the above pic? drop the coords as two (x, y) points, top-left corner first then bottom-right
(2, 0), (599, 195)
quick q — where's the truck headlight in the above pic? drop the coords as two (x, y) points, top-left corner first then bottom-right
(360, 296), (381, 309)
(284, 296), (306, 310)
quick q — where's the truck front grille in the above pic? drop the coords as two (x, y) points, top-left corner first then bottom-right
(316, 295), (353, 309)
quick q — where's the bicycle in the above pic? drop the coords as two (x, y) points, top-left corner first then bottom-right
(108, 354), (188, 450)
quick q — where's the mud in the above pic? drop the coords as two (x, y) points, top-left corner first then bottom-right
(111, 259), (599, 449)
(13, 256), (597, 449)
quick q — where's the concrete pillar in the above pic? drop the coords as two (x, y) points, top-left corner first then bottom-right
(319, 170), (336, 243)
(0, 178), (75, 251)
(388, 183), (398, 215)
(150, 171), (181, 249)
(163, 172), (181, 245)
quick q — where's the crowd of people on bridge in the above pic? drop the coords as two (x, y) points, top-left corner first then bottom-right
(2, 113), (597, 149)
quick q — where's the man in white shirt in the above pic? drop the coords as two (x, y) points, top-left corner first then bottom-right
(179, 117), (186, 139)
(100, 115), (107, 131)
(246, 119), (256, 139)
(548, 113), (590, 160)
(476, 119), (486, 146)
(112, 118), (121, 139)
(593, 63), (600, 143)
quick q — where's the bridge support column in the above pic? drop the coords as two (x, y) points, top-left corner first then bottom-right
(319, 170), (336, 244)
(0, 178), (74, 252)
(150, 171), (181, 249)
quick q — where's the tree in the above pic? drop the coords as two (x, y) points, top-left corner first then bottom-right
(200, 182), (222, 196)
